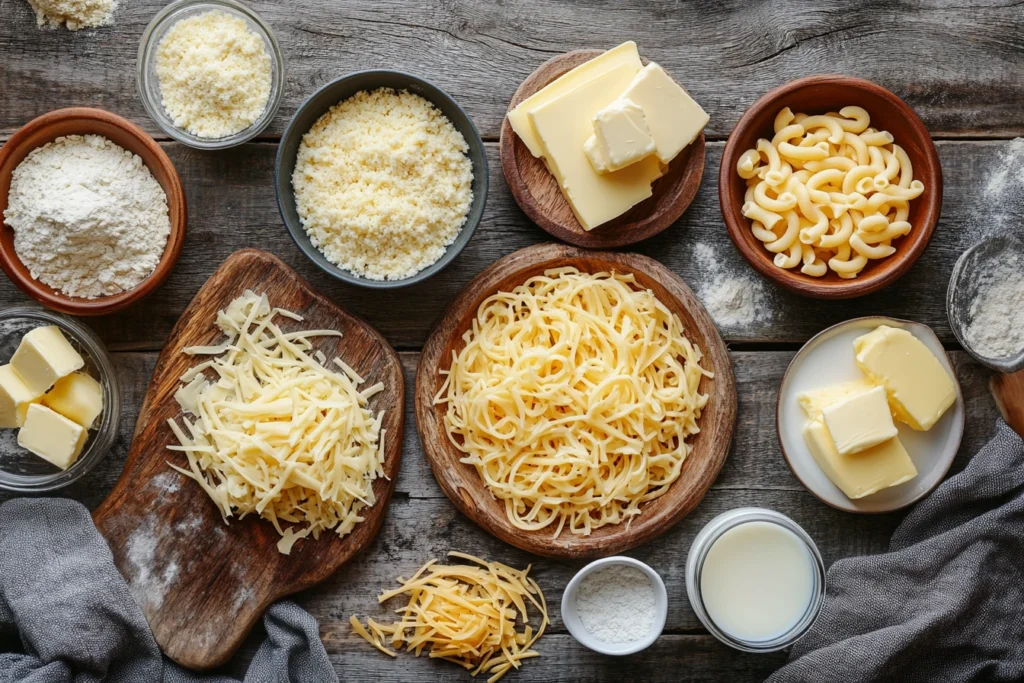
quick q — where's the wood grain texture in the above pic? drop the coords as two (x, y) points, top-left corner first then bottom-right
(991, 369), (1024, 438)
(91, 250), (405, 670)
(0, 139), (1016, 349)
(2, 0), (1023, 141)
(499, 50), (705, 247)
(720, 75), (942, 299)
(416, 244), (736, 557)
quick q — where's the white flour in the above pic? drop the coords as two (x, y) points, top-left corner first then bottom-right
(965, 251), (1024, 360)
(576, 564), (656, 644)
(26, 0), (116, 30)
(4, 135), (170, 299)
(693, 242), (772, 328)
(984, 138), (1024, 199)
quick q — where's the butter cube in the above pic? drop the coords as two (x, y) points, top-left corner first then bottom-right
(11, 326), (84, 397)
(803, 420), (917, 499)
(797, 378), (876, 423)
(17, 403), (87, 470)
(617, 63), (709, 164)
(822, 386), (898, 456)
(585, 98), (656, 173)
(528, 63), (664, 230)
(0, 364), (41, 428)
(854, 326), (956, 431)
(42, 372), (103, 429)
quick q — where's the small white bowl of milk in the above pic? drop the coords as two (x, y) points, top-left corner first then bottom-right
(685, 508), (825, 652)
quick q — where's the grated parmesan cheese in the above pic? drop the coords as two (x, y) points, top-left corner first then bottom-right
(166, 290), (386, 555)
(155, 10), (271, 139)
(26, 0), (115, 30)
(292, 88), (474, 281)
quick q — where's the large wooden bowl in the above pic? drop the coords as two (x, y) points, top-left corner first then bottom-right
(0, 107), (186, 315)
(415, 243), (736, 558)
(500, 51), (706, 249)
(719, 75), (942, 299)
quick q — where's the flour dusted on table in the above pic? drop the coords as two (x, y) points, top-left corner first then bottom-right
(576, 564), (656, 644)
(694, 241), (772, 329)
(26, 0), (116, 30)
(4, 135), (170, 299)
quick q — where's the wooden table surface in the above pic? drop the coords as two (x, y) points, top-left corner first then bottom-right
(1, 0), (1020, 680)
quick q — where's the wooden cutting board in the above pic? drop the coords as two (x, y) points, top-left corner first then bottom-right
(93, 249), (404, 670)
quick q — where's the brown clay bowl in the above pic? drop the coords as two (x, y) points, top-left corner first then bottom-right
(0, 107), (186, 315)
(414, 243), (737, 558)
(719, 75), (942, 299)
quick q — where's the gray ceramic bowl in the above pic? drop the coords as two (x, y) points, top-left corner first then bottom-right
(274, 71), (488, 289)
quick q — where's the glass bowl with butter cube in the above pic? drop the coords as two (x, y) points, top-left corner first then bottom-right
(0, 307), (120, 492)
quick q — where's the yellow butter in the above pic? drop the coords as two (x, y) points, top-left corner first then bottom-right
(803, 420), (917, 500)
(43, 372), (103, 429)
(615, 63), (708, 164)
(854, 326), (956, 431)
(17, 403), (87, 470)
(822, 386), (898, 456)
(585, 98), (655, 173)
(527, 63), (664, 230)
(507, 41), (642, 158)
(11, 326), (84, 397)
(797, 377), (876, 423)
(0, 364), (41, 428)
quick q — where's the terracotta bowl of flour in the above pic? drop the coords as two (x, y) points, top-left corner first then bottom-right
(0, 107), (186, 316)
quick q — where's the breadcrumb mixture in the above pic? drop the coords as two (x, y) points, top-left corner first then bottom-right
(292, 88), (474, 281)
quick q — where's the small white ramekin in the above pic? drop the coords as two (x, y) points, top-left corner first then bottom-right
(561, 556), (668, 656)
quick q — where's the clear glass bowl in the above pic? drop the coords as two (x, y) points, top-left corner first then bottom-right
(0, 307), (121, 492)
(136, 0), (285, 149)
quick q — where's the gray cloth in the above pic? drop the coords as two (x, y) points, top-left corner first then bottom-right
(769, 421), (1024, 683)
(0, 498), (338, 683)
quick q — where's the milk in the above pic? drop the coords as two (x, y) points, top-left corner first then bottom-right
(699, 521), (815, 642)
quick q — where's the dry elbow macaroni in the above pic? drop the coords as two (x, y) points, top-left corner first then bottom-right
(736, 106), (924, 279)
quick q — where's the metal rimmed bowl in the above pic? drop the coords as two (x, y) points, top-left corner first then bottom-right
(274, 71), (489, 289)
(0, 307), (120, 492)
(137, 0), (285, 149)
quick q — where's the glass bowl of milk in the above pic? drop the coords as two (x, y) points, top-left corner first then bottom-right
(685, 507), (825, 652)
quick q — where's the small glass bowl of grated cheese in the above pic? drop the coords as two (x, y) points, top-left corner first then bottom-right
(137, 0), (285, 149)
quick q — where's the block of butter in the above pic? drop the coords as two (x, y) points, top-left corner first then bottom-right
(17, 403), (87, 470)
(508, 41), (643, 158)
(854, 326), (956, 431)
(584, 98), (656, 173)
(613, 63), (708, 164)
(43, 371), (103, 429)
(528, 62), (664, 230)
(822, 386), (899, 456)
(0, 364), (41, 428)
(797, 377), (876, 423)
(11, 326), (84, 397)
(803, 420), (917, 499)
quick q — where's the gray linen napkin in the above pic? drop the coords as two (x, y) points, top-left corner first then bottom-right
(769, 421), (1024, 683)
(0, 498), (338, 683)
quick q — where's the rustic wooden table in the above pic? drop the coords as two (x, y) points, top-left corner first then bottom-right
(1, 0), (1020, 680)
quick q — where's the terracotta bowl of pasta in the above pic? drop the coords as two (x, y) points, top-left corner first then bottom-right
(719, 75), (942, 299)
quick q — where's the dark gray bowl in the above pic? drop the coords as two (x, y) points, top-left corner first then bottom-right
(275, 71), (488, 289)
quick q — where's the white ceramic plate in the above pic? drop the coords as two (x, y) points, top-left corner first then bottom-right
(776, 317), (965, 513)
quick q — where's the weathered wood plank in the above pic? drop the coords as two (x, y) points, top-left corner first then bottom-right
(2, 0), (1022, 140)
(1, 140), (1019, 348)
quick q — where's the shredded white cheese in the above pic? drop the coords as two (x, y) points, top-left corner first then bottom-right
(155, 10), (272, 139)
(292, 88), (474, 281)
(166, 290), (386, 555)
(26, 0), (115, 30)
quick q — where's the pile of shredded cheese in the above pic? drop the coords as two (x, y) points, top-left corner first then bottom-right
(292, 88), (474, 281)
(155, 10), (272, 139)
(27, 0), (116, 30)
(435, 268), (712, 537)
(167, 290), (386, 554)
(351, 552), (548, 683)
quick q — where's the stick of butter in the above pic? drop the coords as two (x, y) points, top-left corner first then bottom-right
(584, 98), (656, 173)
(0, 364), (41, 428)
(822, 386), (899, 456)
(797, 377), (876, 423)
(11, 326), (84, 397)
(803, 420), (917, 499)
(17, 403), (87, 470)
(854, 326), (956, 431)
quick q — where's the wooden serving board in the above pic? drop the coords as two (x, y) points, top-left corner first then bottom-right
(415, 243), (736, 558)
(499, 50), (706, 249)
(93, 249), (404, 671)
